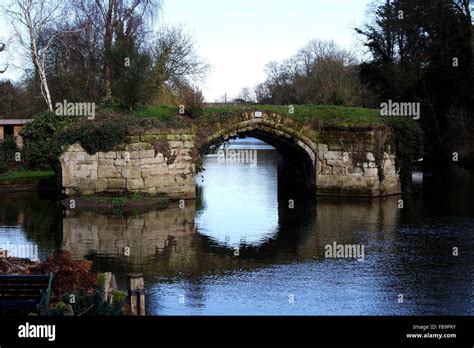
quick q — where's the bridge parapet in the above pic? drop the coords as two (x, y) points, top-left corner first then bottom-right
(59, 111), (401, 198)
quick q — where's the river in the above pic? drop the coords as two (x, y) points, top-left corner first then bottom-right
(0, 138), (473, 315)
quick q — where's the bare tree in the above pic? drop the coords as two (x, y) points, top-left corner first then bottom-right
(235, 87), (256, 103)
(0, 42), (7, 73)
(5, 0), (65, 111)
(256, 39), (363, 106)
(151, 25), (210, 90)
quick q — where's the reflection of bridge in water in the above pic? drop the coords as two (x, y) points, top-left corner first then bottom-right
(62, 195), (400, 278)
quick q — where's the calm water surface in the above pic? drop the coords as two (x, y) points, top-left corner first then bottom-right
(0, 138), (473, 315)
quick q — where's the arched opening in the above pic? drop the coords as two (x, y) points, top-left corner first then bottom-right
(195, 121), (317, 248)
(198, 118), (318, 194)
(243, 128), (316, 194)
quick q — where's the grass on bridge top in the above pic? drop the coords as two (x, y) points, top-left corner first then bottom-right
(133, 104), (383, 128)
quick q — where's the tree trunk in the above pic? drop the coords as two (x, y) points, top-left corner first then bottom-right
(103, 0), (116, 100)
(23, 4), (53, 111)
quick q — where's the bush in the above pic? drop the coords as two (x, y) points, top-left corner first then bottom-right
(33, 254), (127, 316)
(386, 118), (424, 169)
(0, 162), (8, 174)
(386, 117), (424, 186)
(32, 252), (97, 302)
(100, 96), (125, 110)
(55, 118), (129, 155)
(21, 112), (71, 141)
(20, 112), (71, 170)
(179, 85), (204, 118)
(21, 139), (52, 170)
(0, 136), (19, 173)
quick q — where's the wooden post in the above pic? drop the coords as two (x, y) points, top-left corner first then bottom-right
(103, 272), (117, 304)
(127, 273), (145, 316)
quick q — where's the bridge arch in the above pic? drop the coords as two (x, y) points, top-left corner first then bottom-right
(199, 110), (319, 190)
(59, 109), (401, 199)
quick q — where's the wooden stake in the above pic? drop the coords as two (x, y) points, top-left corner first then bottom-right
(127, 273), (145, 316)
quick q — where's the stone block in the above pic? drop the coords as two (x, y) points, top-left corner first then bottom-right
(125, 143), (142, 151)
(318, 144), (328, 152)
(333, 166), (346, 176)
(108, 179), (126, 189)
(146, 187), (157, 194)
(321, 165), (333, 175)
(129, 151), (140, 159)
(326, 159), (340, 167)
(141, 157), (164, 165)
(121, 166), (142, 179)
(364, 168), (378, 177)
(98, 159), (114, 166)
(98, 165), (121, 179)
(324, 151), (339, 160)
(71, 152), (85, 162)
(95, 179), (108, 191)
(84, 153), (98, 162)
(127, 178), (145, 190)
(140, 150), (156, 159)
(114, 159), (126, 166)
(183, 141), (194, 148)
(144, 176), (162, 188)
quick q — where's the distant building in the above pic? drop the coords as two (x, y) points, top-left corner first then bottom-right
(0, 119), (32, 148)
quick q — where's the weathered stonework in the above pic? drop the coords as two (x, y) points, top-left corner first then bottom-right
(60, 132), (196, 199)
(59, 111), (401, 199)
(315, 144), (400, 197)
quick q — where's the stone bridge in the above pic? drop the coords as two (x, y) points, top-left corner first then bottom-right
(59, 110), (401, 199)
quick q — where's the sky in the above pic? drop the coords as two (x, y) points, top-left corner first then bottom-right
(160, 0), (372, 101)
(0, 0), (373, 102)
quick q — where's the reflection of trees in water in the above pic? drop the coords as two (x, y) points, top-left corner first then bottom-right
(0, 192), (62, 253)
(402, 166), (474, 221)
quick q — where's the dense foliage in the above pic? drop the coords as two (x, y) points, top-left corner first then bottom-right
(19, 112), (71, 170)
(356, 0), (473, 163)
(55, 118), (129, 155)
(254, 40), (369, 107)
(386, 118), (425, 184)
(0, 136), (19, 173)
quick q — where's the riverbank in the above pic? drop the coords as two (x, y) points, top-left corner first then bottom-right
(0, 170), (57, 193)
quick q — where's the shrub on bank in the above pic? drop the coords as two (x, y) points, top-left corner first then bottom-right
(386, 117), (424, 186)
(179, 85), (204, 119)
(0, 135), (19, 173)
(54, 118), (129, 155)
(30, 252), (127, 316)
(20, 112), (71, 170)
